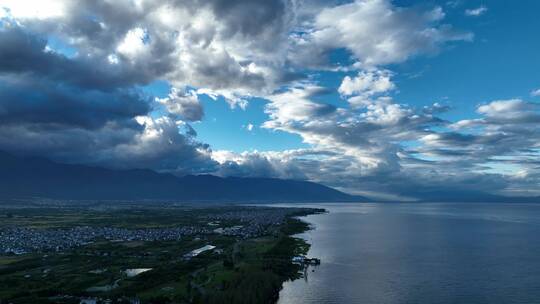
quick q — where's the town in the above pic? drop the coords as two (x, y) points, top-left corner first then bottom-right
(0, 206), (317, 255)
(1, 226), (199, 255)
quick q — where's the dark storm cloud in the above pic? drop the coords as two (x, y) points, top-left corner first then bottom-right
(0, 23), (214, 175)
(10, 0), (295, 96)
(0, 118), (219, 175)
(209, 0), (289, 39)
(0, 77), (150, 129)
(0, 26), (174, 90)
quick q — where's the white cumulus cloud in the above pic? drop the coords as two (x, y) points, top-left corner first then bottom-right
(465, 6), (488, 17)
(300, 0), (473, 67)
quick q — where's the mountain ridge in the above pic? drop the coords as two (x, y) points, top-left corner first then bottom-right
(0, 151), (362, 202)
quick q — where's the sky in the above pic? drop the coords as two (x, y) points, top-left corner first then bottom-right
(0, 0), (539, 200)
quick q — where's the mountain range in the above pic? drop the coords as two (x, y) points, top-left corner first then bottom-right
(0, 151), (360, 202)
(1, 151), (538, 203)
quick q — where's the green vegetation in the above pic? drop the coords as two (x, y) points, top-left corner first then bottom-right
(200, 219), (311, 304)
(0, 206), (234, 229)
(0, 204), (322, 303)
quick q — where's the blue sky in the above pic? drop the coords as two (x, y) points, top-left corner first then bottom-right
(1, 0), (539, 199)
(139, 0), (540, 153)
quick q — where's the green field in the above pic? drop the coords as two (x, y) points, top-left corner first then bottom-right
(0, 204), (321, 304)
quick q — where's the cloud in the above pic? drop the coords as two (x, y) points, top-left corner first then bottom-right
(0, 0), (473, 99)
(446, 1), (462, 9)
(0, 0), (298, 174)
(338, 69), (395, 97)
(0, 19), (214, 175)
(156, 87), (204, 122)
(476, 99), (540, 123)
(0, 114), (218, 175)
(263, 85), (337, 128)
(116, 27), (150, 59)
(0, 76), (150, 130)
(213, 87), (540, 197)
(427, 99), (540, 185)
(210, 146), (516, 199)
(422, 102), (451, 114)
(0, 0), (66, 19)
(261, 84), (443, 182)
(465, 6), (488, 17)
(110, 116), (217, 174)
(0, 25), (170, 90)
(292, 0), (473, 68)
(4, 0), (537, 199)
(0, 0), (294, 102)
(531, 89), (540, 97)
(212, 149), (308, 180)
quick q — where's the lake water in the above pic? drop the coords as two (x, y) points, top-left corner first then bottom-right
(276, 203), (540, 304)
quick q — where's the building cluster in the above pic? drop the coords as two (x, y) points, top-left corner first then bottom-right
(0, 226), (208, 254)
(79, 296), (140, 304)
(203, 207), (309, 239)
(0, 207), (316, 255)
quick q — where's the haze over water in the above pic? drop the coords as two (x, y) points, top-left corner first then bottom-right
(277, 203), (540, 304)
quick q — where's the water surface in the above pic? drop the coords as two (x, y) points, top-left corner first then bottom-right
(277, 203), (540, 304)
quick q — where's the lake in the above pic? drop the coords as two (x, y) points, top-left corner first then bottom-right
(276, 203), (540, 304)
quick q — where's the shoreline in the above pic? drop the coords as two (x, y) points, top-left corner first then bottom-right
(272, 208), (325, 303)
